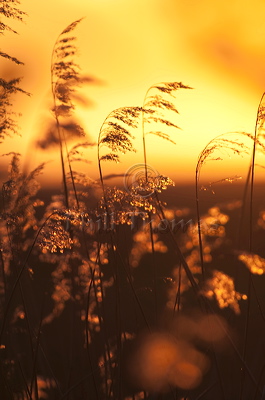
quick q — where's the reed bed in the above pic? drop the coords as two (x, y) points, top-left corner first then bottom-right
(1, 4), (265, 399)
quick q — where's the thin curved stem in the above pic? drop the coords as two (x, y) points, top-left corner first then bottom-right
(142, 85), (154, 181)
(51, 43), (69, 209)
(141, 84), (161, 322)
(240, 91), (265, 400)
(249, 92), (265, 252)
(195, 168), (205, 280)
(50, 20), (84, 210)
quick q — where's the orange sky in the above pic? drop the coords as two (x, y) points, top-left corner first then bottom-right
(2, 0), (265, 187)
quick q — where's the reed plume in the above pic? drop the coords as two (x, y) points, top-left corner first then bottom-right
(195, 132), (250, 278)
(50, 18), (98, 209)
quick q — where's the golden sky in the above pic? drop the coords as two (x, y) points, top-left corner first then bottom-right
(2, 0), (265, 186)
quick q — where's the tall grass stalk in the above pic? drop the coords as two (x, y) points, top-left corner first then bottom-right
(97, 105), (143, 395)
(195, 132), (252, 280)
(50, 18), (85, 209)
(240, 92), (265, 400)
(29, 297), (46, 400)
(249, 92), (265, 252)
(141, 88), (158, 318)
(141, 82), (191, 320)
(85, 272), (100, 400)
(195, 166), (205, 280)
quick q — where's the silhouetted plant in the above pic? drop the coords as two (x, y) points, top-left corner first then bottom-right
(97, 106), (142, 210)
(142, 82), (192, 176)
(1, 0), (26, 62)
(195, 132), (250, 278)
(0, 0), (30, 142)
(50, 18), (98, 209)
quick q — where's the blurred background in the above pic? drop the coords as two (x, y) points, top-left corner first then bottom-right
(2, 0), (265, 187)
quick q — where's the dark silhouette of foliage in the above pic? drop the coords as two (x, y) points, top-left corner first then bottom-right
(0, 0), (30, 142)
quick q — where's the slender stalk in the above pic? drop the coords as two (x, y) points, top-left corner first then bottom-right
(195, 168), (205, 279)
(112, 236), (122, 399)
(29, 297), (46, 400)
(18, 278), (37, 400)
(0, 361), (14, 400)
(236, 165), (251, 251)
(195, 381), (218, 400)
(240, 92), (265, 400)
(249, 93), (264, 252)
(253, 361), (265, 400)
(94, 241), (113, 396)
(97, 113), (124, 396)
(115, 243), (151, 331)
(50, 38), (69, 208)
(64, 139), (80, 209)
(146, 214), (158, 321)
(141, 82), (191, 320)
(50, 20), (84, 210)
(141, 85), (153, 182)
(172, 262), (182, 317)
(97, 139), (107, 208)
(17, 358), (32, 400)
(85, 269), (100, 400)
(141, 85), (158, 321)
(0, 249), (7, 304)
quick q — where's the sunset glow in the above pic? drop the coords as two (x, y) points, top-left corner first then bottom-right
(2, 0), (265, 185)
